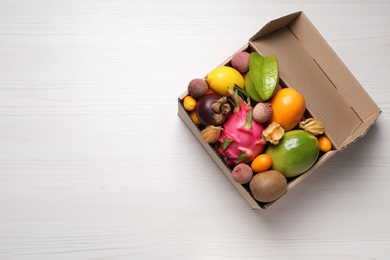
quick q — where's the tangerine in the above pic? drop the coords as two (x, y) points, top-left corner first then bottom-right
(317, 136), (332, 152)
(268, 88), (306, 131)
(251, 154), (272, 173)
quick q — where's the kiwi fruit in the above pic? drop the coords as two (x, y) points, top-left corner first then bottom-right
(249, 170), (287, 202)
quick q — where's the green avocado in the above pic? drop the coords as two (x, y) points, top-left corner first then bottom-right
(265, 130), (319, 178)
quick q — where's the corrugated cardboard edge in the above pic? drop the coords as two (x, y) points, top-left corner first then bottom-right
(340, 111), (382, 150)
(250, 11), (302, 41)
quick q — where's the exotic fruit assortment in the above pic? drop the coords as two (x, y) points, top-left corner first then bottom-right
(181, 50), (333, 204)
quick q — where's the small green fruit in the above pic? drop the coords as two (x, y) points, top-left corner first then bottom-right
(265, 130), (319, 178)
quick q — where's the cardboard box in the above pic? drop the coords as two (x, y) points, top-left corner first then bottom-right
(177, 11), (381, 209)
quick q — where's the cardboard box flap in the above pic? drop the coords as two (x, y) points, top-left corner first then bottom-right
(249, 12), (381, 150)
(250, 12), (302, 41)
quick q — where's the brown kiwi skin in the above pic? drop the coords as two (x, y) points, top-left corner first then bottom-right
(249, 170), (287, 203)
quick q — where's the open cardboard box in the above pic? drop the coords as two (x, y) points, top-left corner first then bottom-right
(177, 11), (381, 209)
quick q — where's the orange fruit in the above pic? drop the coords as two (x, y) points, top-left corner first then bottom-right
(268, 88), (306, 131)
(205, 88), (214, 95)
(251, 154), (272, 173)
(183, 96), (197, 111)
(189, 110), (201, 125)
(317, 136), (332, 152)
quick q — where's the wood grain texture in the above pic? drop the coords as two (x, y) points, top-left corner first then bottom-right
(1, 0), (389, 259)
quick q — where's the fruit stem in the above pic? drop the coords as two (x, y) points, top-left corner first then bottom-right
(220, 103), (232, 115)
(211, 97), (232, 116)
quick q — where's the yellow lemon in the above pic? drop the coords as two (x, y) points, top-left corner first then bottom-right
(205, 66), (245, 96)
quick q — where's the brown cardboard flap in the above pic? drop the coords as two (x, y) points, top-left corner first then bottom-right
(250, 12), (302, 41)
(249, 12), (381, 150)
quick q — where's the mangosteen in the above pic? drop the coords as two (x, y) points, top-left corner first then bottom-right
(195, 94), (232, 126)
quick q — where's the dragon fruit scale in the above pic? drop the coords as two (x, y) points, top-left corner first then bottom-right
(217, 87), (266, 167)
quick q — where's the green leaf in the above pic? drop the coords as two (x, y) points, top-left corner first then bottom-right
(222, 137), (232, 150)
(234, 84), (250, 103)
(243, 108), (253, 129)
(237, 152), (250, 163)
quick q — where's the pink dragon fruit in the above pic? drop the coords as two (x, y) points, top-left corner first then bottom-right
(217, 87), (266, 167)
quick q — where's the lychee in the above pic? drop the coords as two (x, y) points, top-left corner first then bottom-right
(253, 102), (273, 123)
(232, 163), (253, 184)
(231, 51), (250, 74)
(188, 78), (209, 99)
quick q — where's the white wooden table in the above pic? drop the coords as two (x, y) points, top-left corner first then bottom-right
(1, 1), (389, 259)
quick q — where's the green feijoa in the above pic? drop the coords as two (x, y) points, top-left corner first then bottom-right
(249, 52), (279, 101)
(245, 71), (263, 102)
